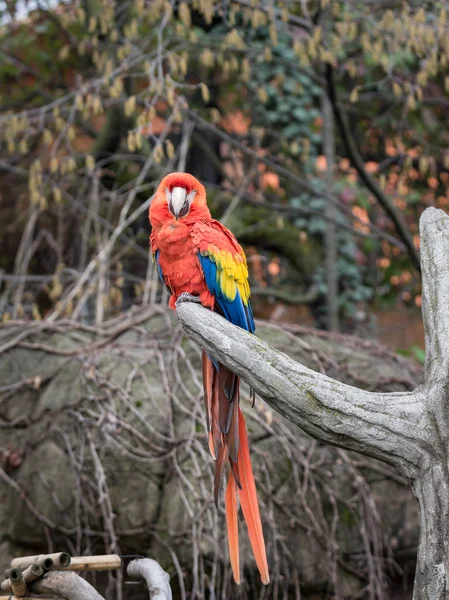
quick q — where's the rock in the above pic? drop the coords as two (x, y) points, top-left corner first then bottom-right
(0, 307), (420, 598)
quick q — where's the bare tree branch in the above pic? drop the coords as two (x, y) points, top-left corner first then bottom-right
(326, 66), (421, 271)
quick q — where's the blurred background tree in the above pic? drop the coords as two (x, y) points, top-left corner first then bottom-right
(1, 0), (447, 349)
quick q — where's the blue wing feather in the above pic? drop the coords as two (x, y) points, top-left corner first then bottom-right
(197, 254), (255, 334)
(154, 250), (164, 283)
(154, 250), (173, 295)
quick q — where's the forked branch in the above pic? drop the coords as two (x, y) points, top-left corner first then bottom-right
(176, 207), (449, 486)
(177, 301), (426, 479)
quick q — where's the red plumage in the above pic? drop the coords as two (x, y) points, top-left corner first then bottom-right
(149, 172), (269, 586)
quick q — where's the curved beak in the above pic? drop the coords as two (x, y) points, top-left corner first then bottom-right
(166, 186), (196, 220)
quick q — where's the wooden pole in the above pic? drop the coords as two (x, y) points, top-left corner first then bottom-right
(61, 554), (121, 572)
(1, 564), (44, 594)
(9, 568), (29, 597)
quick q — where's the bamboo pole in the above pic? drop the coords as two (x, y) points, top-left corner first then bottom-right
(9, 568), (29, 597)
(23, 564), (44, 583)
(1, 564), (44, 594)
(61, 554), (121, 572)
(11, 553), (70, 570)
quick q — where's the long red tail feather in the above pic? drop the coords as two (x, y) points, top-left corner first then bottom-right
(203, 353), (269, 585)
(225, 470), (240, 584)
(237, 408), (270, 585)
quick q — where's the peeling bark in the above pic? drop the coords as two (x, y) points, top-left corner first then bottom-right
(176, 207), (449, 599)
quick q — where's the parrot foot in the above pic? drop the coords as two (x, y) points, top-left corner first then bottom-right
(176, 292), (201, 307)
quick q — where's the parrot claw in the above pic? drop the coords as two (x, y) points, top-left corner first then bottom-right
(176, 292), (201, 307)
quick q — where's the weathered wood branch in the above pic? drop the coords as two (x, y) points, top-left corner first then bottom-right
(177, 207), (449, 599)
(127, 559), (172, 600)
(176, 303), (427, 478)
(29, 570), (105, 600)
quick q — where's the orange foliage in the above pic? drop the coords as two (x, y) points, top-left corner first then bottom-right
(339, 158), (350, 171)
(377, 258), (391, 268)
(315, 155), (327, 171)
(364, 161), (378, 174)
(141, 115), (167, 135)
(401, 271), (412, 283)
(397, 179), (409, 195)
(261, 172), (280, 190)
(352, 205), (370, 233)
(394, 198), (407, 210)
(385, 140), (397, 156)
(268, 258), (280, 276)
(220, 111), (251, 135)
(347, 169), (358, 183)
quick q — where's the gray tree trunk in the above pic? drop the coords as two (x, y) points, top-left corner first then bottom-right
(176, 207), (449, 600)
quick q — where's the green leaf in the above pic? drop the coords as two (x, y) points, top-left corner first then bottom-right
(292, 107), (307, 121)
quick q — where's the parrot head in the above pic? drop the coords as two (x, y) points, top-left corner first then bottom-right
(150, 172), (210, 226)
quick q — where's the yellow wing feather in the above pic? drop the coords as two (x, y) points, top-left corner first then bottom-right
(208, 245), (250, 304)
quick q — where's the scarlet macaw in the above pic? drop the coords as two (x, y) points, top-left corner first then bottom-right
(149, 172), (269, 585)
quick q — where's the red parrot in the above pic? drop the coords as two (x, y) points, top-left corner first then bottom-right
(149, 172), (269, 586)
